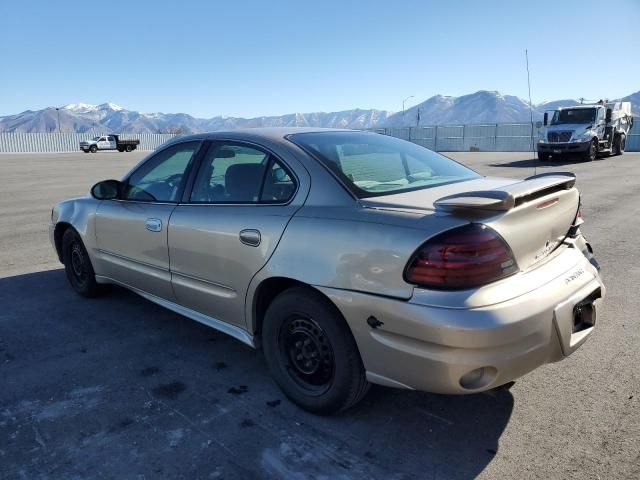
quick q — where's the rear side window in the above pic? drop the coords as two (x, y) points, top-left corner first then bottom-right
(189, 143), (296, 204)
(289, 131), (479, 198)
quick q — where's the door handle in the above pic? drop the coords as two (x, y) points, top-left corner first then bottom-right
(145, 218), (162, 232)
(239, 229), (261, 247)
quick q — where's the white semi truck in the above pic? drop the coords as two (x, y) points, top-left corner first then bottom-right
(537, 101), (633, 161)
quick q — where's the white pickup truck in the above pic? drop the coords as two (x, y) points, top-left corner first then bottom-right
(79, 134), (140, 153)
(537, 101), (633, 161)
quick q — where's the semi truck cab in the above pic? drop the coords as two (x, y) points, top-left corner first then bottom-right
(537, 102), (633, 161)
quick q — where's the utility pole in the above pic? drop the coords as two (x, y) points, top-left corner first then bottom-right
(55, 108), (61, 133)
(416, 107), (421, 127)
(402, 95), (414, 124)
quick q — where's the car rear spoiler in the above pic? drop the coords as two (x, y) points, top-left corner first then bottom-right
(434, 172), (576, 213)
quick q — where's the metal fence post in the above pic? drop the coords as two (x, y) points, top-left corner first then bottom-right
(462, 124), (466, 151)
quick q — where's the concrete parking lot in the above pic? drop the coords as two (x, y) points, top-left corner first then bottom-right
(1, 150), (638, 479)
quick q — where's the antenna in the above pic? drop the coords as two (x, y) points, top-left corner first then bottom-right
(525, 49), (536, 175)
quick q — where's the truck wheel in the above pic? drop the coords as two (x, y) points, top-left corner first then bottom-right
(613, 134), (626, 156)
(125, 145), (133, 152)
(262, 287), (370, 414)
(117, 147), (124, 152)
(537, 152), (550, 161)
(583, 139), (597, 162)
(90, 145), (97, 153)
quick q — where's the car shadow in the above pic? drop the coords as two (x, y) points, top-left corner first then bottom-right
(1, 269), (513, 479)
(488, 156), (587, 168)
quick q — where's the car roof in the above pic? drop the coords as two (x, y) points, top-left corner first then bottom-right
(162, 127), (364, 147)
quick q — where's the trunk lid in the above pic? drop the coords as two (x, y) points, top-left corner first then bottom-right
(360, 173), (579, 271)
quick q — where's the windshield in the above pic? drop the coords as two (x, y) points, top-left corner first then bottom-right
(551, 108), (596, 125)
(92, 136), (101, 141)
(289, 131), (480, 198)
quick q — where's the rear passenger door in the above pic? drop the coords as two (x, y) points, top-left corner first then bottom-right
(168, 141), (302, 328)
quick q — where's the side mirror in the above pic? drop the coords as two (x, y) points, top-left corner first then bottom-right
(91, 179), (121, 200)
(543, 112), (548, 126)
(535, 121), (543, 129)
(605, 108), (612, 123)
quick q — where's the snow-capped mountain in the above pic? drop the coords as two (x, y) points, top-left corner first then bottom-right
(0, 90), (637, 133)
(0, 102), (393, 134)
(381, 91), (578, 127)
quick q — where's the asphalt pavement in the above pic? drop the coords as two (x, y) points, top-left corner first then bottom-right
(1, 150), (638, 479)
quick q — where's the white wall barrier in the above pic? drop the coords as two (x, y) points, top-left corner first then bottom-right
(0, 133), (178, 153)
(0, 124), (638, 153)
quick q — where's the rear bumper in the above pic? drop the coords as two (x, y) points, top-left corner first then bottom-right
(318, 248), (604, 394)
(538, 142), (590, 153)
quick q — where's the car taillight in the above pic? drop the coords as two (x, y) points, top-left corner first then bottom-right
(405, 224), (519, 290)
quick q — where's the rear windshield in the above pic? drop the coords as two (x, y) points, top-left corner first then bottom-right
(289, 131), (480, 198)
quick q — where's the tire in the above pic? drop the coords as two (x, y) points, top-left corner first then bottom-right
(613, 134), (626, 156)
(583, 139), (597, 162)
(117, 147), (124, 153)
(262, 287), (370, 415)
(537, 151), (550, 161)
(125, 145), (133, 152)
(62, 229), (100, 298)
(90, 145), (97, 153)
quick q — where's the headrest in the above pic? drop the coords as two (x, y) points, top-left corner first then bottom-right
(225, 163), (264, 200)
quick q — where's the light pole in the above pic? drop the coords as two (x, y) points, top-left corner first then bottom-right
(402, 95), (414, 124)
(55, 108), (61, 133)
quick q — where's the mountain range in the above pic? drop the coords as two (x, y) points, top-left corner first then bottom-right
(1, 90), (638, 134)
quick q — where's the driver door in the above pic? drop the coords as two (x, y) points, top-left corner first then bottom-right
(94, 140), (202, 300)
(97, 136), (109, 150)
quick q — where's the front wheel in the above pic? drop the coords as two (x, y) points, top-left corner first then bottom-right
(90, 145), (97, 153)
(62, 229), (101, 298)
(262, 287), (370, 414)
(583, 139), (597, 162)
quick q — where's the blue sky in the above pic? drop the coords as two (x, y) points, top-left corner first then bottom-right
(1, 0), (638, 117)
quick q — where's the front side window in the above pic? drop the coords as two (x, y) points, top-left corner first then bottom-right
(122, 141), (200, 202)
(189, 143), (295, 203)
(289, 131), (479, 198)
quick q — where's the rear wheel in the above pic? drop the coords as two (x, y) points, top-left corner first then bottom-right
(262, 287), (369, 414)
(62, 229), (100, 298)
(613, 134), (626, 156)
(537, 151), (550, 161)
(125, 145), (133, 152)
(583, 139), (597, 162)
(90, 145), (97, 153)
